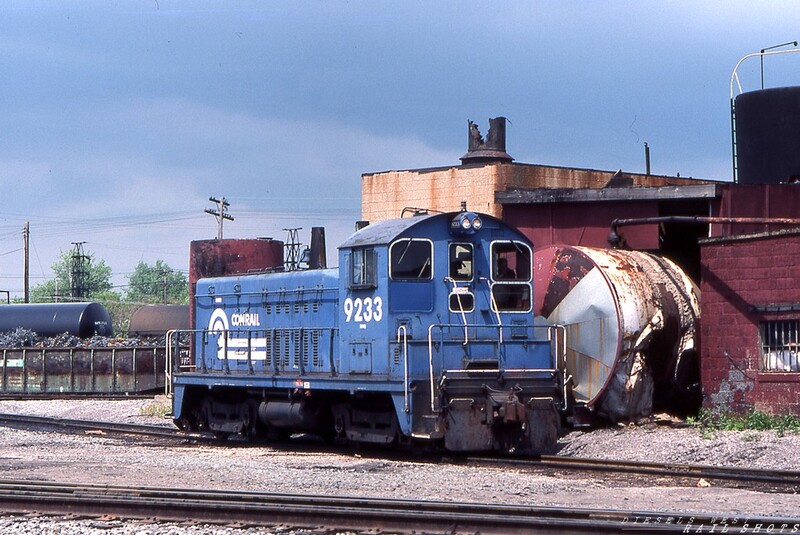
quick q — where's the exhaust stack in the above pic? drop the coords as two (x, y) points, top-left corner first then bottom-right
(460, 117), (514, 164)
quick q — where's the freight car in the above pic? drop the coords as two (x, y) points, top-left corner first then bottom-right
(0, 302), (113, 338)
(128, 305), (189, 338)
(170, 210), (566, 453)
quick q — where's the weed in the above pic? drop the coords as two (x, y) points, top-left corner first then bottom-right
(139, 399), (171, 419)
(689, 408), (800, 435)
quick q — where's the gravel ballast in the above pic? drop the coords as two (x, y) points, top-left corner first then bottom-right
(0, 399), (798, 533)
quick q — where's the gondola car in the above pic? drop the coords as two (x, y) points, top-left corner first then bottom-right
(170, 210), (565, 453)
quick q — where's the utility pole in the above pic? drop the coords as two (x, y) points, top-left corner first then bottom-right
(23, 221), (29, 303)
(205, 196), (234, 239)
(161, 267), (170, 304)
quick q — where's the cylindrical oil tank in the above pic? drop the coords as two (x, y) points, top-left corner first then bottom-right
(0, 302), (114, 338)
(128, 304), (189, 337)
(735, 86), (800, 184)
(189, 238), (284, 330)
(534, 246), (700, 422)
(188, 238), (284, 365)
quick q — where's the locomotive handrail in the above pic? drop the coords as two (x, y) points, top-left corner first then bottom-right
(426, 322), (557, 412)
(194, 286), (338, 300)
(165, 329), (177, 396)
(427, 323), (438, 411)
(171, 327), (339, 376)
(481, 277), (503, 345)
(550, 324), (567, 371)
(397, 325), (409, 413)
(548, 323), (571, 411)
(443, 277), (470, 345)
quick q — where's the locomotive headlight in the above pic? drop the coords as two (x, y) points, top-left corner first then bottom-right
(450, 211), (481, 236)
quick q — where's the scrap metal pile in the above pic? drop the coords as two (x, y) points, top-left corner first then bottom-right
(0, 328), (174, 349)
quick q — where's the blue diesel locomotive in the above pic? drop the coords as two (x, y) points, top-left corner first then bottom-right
(170, 210), (565, 453)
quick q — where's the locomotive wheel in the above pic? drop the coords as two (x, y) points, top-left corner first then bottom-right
(197, 399), (212, 432)
(239, 399), (264, 438)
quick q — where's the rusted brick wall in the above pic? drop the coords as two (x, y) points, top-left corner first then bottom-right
(361, 162), (705, 224)
(700, 231), (800, 415)
(361, 165), (502, 223)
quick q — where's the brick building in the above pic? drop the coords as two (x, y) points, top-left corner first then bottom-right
(360, 117), (800, 416)
(700, 229), (800, 414)
(362, 162), (706, 224)
(361, 117), (706, 224)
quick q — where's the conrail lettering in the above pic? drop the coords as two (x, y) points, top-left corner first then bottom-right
(231, 312), (261, 326)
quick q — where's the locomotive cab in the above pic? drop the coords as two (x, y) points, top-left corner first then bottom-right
(337, 210), (563, 453)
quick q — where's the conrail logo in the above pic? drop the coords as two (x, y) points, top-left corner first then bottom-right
(231, 312), (261, 326)
(208, 309), (262, 331)
(208, 308), (268, 361)
(208, 308), (229, 333)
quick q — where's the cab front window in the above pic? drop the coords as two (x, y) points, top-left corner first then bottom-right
(449, 243), (473, 281)
(390, 239), (432, 280)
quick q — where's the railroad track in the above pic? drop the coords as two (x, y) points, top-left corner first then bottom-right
(0, 478), (794, 533)
(469, 454), (800, 491)
(0, 413), (799, 531)
(0, 392), (157, 400)
(3, 412), (800, 493)
(0, 412), (190, 440)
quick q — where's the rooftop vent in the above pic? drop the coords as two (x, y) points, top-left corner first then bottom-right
(460, 117), (514, 164)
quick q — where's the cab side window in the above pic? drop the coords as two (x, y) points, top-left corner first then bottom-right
(350, 248), (377, 289)
(390, 239), (432, 280)
(491, 241), (532, 312)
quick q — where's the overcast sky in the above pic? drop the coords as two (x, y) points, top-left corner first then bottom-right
(0, 1), (798, 298)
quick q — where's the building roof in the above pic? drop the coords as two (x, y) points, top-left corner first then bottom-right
(497, 184), (720, 204)
(699, 226), (800, 245)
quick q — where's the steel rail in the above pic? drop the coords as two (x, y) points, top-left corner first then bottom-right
(0, 478), (792, 533)
(4, 412), (800, 490)
(470, 454), (800, 488)
(0, 412), (189, 440)
(0, 392), (156, 400)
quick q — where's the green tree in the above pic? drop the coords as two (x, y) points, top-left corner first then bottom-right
(30, 249), (115, 302)
(126, 260), (188, 304)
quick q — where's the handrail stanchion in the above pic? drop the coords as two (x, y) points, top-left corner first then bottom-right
(397, 325), (410, 413)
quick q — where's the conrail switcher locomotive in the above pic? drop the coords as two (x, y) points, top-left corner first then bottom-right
(170, 210), (566, 453)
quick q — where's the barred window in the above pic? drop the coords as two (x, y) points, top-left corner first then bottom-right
(760, 320), (800, 372)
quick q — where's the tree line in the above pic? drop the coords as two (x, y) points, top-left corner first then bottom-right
(26, 249), (188, 335)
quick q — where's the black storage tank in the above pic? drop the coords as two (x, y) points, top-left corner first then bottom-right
(0, 302), (114, 338)
(735, 86), (800, 184)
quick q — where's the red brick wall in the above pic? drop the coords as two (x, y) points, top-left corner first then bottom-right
(504, 201), (660, 251)
(700, 232), (800, 414)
